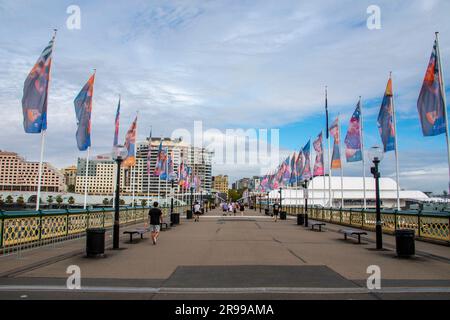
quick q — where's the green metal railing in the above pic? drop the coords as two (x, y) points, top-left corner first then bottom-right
(0, 204), (190, 252)
(275, 205), (450, 244)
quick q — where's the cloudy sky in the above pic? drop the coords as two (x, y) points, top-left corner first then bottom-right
(1, 0), (450, 192)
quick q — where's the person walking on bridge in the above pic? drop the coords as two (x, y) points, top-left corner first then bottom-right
(148, 201), (163, 245)
(194, 201), (201, 222)
(272, 201), (280, 222)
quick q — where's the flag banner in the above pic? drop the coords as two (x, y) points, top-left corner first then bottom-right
(154, 141), (163, 176)
(330, 117), (341, 169)
(146, 128), (152, 175)
(113, 98), (120, 146)
(282, 156), (291, 184)
(345, 102), (362, 162)
(74, 73), (95, 151)
(22, 34), (55, 133)
(313, 132), (324, 176)
(325, 88), (329, 139)
(378, 78), (396, 152)
(300, 140), (311, 180)
(417, 39), (447, 136)
(295, 151), (304, 183)
(167, 150), (175, 180)
(289, 152), (297, 184)
(160, 147), (169, 180)
(123, 116), (137, 167)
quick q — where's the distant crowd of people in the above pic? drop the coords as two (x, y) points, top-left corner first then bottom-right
(220, 201), (245, 216)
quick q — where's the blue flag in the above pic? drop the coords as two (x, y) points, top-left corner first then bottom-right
(74, 73), (95, 151)
(22, 34), (55, 133)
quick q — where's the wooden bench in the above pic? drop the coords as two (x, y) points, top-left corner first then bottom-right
(123, 227), (149, 243)
(340, 229), (368, 244)
(310, 222), (326, 232)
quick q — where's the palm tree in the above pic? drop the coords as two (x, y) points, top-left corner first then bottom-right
(68, 196), (75, 205)
(119, 199), (125, 205)
(141, 199), (147, 207)
(103, 198), (109, 206)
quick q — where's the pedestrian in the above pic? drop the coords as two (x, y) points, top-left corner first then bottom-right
(228, 202), (233, 216)
(273, 201), (280, 222)
(222, 202), (228, 215)
(194, 201), (201, 222)
(148, 201), (163, 245)
(233, 202), (237, 215)
(240, 202), (245, 216)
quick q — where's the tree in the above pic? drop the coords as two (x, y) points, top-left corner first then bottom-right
(141, 199), (147, 207)
(443, 190), (448, 197)
(119, 199), (125, 205)
(16, 195), (25, 206)
(47, 195), (54, 204)
(0, 195), (4, 206)
(68, 196), (75, 205)
(55, 195), (63, 207)
(67, 184), (75, 193)
(228, 189), (243, 202)
(103, 198), (109, 206)
(5, 195), (13, 205)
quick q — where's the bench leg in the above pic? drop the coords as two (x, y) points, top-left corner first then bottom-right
(358, 235), (361, 244)
(129, 234), (133, 243)
(141, 234), (143, 239)
(344, 234), (347, 240)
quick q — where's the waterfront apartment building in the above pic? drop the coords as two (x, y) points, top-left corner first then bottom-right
(75, 137), (213, 196)
(0, 150), (66, 192)
(212, 175), (229, 193)
(61, 165), (77, 188)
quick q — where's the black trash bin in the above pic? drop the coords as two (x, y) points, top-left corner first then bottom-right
(201, 208), (205, 214)
(86, 228), (105, 257)
(395, 229), (415, 257)
(186, 210), (193, 219)
(265, 209), (269, 215)
(280, 211), (287, 220)
(297, 214), (305, 225)
(171, 213), (180, 225)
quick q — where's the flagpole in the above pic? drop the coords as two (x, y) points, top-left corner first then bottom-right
(338, 114), (344, 208)
(83, 146), (90, 209)
(326, 87), (333, 208)
(435, 32), (450, 198)
(389, 72), (401, 210)
(35, 130), (46, 211)
(131, 113), (138, 208)
(359, 96), (367, 209)
(147, 127), (152, 207)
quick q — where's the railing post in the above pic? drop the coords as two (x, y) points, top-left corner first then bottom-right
(66, 209), (69, 237)
(38, 210), (43, 241)
(394, 211), (398, 232)
(86, 208), (90, 229)
(417, 210), (421, 238)
(361, 211), (364, 228)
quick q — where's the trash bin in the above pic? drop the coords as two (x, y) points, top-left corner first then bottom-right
(186, 210), (193, 219)
(265, 209), (269, 215)
(201, 208), (205, 214)
(395, 229), (415, 257)
(86, 228), (105, 257)
(297, 214), (305, 225)
(171, 213), (180, 225)
(280, 211), (287, 220)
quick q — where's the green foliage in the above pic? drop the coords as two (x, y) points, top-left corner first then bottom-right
(119, 199), (125, 205)
(47, 195), (54, 204)
(55, 195), (63, 205)
(228, 189), (243, 202)
(5, 195), (13, 204)
(141, 199), (148, 207)
(16, 195), (25, 206)
(68, 196), (75, 205)
(103, 198), (110, 205)
(67, 184), (75, 193)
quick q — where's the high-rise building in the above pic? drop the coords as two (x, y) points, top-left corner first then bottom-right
(212, 175), (229, 193)
(61, 165), (77, 189)
(75, 137), (213, 196)
(0, 150), (66, 192)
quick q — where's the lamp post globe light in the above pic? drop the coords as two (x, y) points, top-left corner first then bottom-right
(369, 146), (384, 250)
(112, 145), (128, 250)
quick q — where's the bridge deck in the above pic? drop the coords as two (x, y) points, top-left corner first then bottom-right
(0, 208), (449, 299)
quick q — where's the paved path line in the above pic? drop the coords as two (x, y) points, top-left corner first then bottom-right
(1, 285), (450, 294)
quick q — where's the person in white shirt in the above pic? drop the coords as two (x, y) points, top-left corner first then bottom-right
(193, 202), (201, 222)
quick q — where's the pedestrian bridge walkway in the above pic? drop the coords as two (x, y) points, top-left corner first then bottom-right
(0, 207), (449, 300)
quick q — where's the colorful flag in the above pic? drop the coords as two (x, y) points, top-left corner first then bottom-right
(296, 150), (304, 182)
(300, 140), (311, 180)
(378, 77), (396, 152)
(74, 73), (95, 151)
(123, 116), (137, 167)
(417, 37), (447, 136)
(146, 128), (152, 175)
(313, 132), (324, 176)
(330, 117), (341, 169)
(160, 147), (169, 180)
(282, 156), (291, 184)
(289, 152), (297, 184)
(325, 87), (329, 139)
(345, 102), (362, 162)
(113, 98), (120, 146)
(167, 150), (175, 180)
(22, 33), (55, 133)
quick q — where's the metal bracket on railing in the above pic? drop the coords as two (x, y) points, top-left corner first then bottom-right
(0, 210), (4, 249)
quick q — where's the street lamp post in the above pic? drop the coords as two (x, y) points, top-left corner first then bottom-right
(170, 179), (174, 215)
(279, 187), (282, 211)
(190, 187), (194, 213)
(112, 145), (128, 250)
(369, 146), (384, 250)
(259, 194), (262, 213)
(266, 192), (270, 213)
(303, 180), (309, 227)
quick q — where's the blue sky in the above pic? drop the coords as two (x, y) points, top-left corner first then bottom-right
(1, 0), (450, 192)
